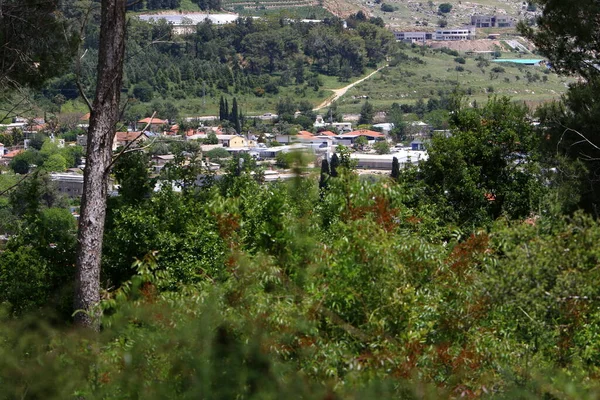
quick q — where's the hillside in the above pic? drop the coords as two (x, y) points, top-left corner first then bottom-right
(332, 45), (573, 114)
(352, 0), (539, 30)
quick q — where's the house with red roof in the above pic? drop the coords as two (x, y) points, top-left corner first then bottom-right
(0, 148), (24, 166)
(336, 129), (386, 145)
(114, 131), (147, 150)
(137, 117), (169, 132)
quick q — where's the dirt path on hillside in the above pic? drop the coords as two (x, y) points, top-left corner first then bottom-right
(313, 65), (386, 111)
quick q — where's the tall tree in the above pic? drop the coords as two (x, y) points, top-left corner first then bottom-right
(219, 96), (225, 121)
(74, 0), (127, 329)
(519, 0), (600, 79)
(520, 0), (600, 214)
(330, 153), (340, 178)
(0, 0), (77, 91)
(319, 159), (330, 191)
(391, 157), (400, 180)
(231, 97), (240, 132)
(359, 101), (374, 125)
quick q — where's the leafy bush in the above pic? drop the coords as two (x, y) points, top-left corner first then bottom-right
(380, 3), (395, 12)
(438, 3), (452, 13)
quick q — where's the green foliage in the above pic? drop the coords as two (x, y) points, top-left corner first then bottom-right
(41, 153), (66, 172)
(354, 135), (368, 150)
(0, 0), (78, 90)
(419, 96), (546, 227)
(536, 77), (600, 215)
(438, 3), (452, 13)
(359, 100), (374, 125)
(205, 147), (231, 160)
(381, 3), (395, 12)
(374, 140), (390, 154)
(519, 0), (596, 78)
(113, 152), (154, 205)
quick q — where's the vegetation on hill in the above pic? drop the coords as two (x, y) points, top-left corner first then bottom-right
(1, 97), (600, 397)
(2, 0), (600, 397)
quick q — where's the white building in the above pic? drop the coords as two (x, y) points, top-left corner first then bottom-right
(351, 149), (428, 170)
(137, 13), (239, 35)
(434, 26), (476, 40)
(393, 31), (432, 43)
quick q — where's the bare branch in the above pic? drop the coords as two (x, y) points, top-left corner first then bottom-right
(0, 172), (32, 197)
(105, 111), (157, 173)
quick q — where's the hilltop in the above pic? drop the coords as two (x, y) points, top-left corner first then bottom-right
(341, 0), (539, 29)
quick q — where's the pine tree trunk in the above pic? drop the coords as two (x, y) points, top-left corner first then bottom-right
(74, 0), (127, 330)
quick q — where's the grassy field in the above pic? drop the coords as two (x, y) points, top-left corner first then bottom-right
(171, 67), (378, 117)
(333, 46), (574, 114)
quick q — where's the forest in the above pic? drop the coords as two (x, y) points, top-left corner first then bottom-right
(38, 6), (393, 122)
(2, 0), (600, 398)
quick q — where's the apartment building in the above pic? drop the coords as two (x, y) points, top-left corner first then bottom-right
(471, 15), (514, 28)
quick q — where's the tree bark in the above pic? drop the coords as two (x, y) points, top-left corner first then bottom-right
(74, 0), (127, 329)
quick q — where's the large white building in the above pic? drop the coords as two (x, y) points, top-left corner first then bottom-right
(434, 26), (476, 40)
(394, 26), (476, 42)
(393, 31), (432, 43)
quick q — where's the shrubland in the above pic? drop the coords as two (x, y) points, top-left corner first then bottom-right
(0, 98), (599, 398)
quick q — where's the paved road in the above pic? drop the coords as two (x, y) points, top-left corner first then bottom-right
(313, 65), (387, 111)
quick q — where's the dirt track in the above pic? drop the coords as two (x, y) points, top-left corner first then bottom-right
(313, 66), (386, 111)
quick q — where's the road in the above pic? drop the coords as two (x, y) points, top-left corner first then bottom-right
(313, 65), (387, 111)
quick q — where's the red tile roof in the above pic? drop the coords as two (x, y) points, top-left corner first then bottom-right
(297, 130), (314, 138)
(3, 149), (24, 159)
(318, 130), (336, 136)
(343, 129), (385, 138)
(138, 117), (168, 125)
(115, 131), (145, 143)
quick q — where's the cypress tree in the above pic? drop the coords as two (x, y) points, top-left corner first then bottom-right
(237, 107), (243, 135)
(330, 153), (340, 178)
(219, 96), (225, 121)
(224, 98), (229, 122)
(231, 97), (240, 132)
(319, 159), (330, 191)
(391, 156), (400, 180)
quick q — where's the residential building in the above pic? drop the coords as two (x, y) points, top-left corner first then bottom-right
(186, 133), (248, 148)
(137, 117), (169, 132)
(393, 31), (432, 43)
(50, 173), (84, 198)
(471, 15), (513, 28)
(350, 149), (428, 170)
(0, 148), (24, 166)
(434, 26), (476, 40)
(330, 122), (353, 133)
(335, 129), (386, 145)
(114, 131), (147, 149)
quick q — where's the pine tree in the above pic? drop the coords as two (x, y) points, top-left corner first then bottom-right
(359, 100), (374, 125)
(330, 154), (340, 178)
(391, 156), (400, 180)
